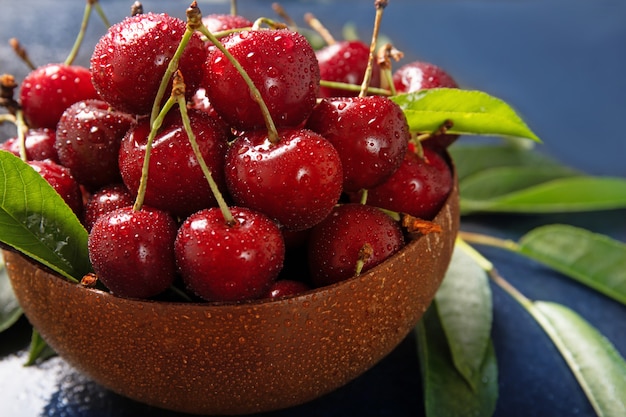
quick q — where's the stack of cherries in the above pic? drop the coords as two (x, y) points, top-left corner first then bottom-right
(2, 3), (456, 303)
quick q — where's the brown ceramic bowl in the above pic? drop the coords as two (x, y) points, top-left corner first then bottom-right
(4, 172), (459, 415)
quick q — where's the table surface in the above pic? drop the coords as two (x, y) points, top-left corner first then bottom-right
(1, 1), (625, 416)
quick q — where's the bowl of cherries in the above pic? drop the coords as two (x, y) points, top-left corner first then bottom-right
(1, 1), (459, 415)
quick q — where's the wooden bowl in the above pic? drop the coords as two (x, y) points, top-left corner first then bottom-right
(4, 175), (459, 415)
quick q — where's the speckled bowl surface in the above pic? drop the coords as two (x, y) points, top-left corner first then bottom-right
(4, 173), (459, 415)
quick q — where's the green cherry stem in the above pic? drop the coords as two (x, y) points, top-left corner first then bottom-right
(92, 0), (111, 28)
(173, 72), (235, 225)
(149, 3), (199, 126)
(194, 3), (280, 143)
(64, 0), (95, 66)
(319, 80), (391, 96)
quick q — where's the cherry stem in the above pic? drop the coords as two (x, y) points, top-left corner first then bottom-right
(359, 0), (388, 98)
(319, 80), (391, 96)
(149, 3), (200, 126)
(15, 110), (29, 161)
(92, 0), (111, 27)
(230, 0), (238, 16)
(359, 189), (369, 205)
(354, 243), (373, 277)
(304, 12), (335, 45)
(272, 3), (298, 30)
(195, 6), (280, 143)
(132, 95), (177, 212)
(65, 0), (95, 66)
(9, 38), (36, 70)
(174, 73), (235, 226)
(252, 17), (287, 30)
(377, 43), (403, 96)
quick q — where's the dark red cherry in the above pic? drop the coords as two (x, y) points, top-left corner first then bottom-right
(88, 206), (178, 299)
(308, 203), (405, 287)
(55, 99), (135, 190)
(83, 183), (134, 231)
(224, 128), (343, 231)
(202, 13), (253, 34)
(119, 108), (228, 218)
(202, 29), (320, 131)
(28, 159), (84, 217)
(264, 279), (311, 299)
(306, 95), (409, 192)
(19, 64), (98, 129)
(1, 128), (59, 162)
(175, 207), (285, 302)
(90, 12), (207, 115)
(351, 146), (453, 220)
(316, 40), (380, 98)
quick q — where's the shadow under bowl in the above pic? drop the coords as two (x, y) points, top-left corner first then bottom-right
(4, 172), (459, 415)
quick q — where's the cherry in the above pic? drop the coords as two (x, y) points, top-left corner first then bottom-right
(316, 40), (380, 98)
(308, 203), (405, 287)
(55, 99), (135, 190)
(27, 159), (84, 217)
(202, 29), (320, 131)
(18, 64), (98, 129)
(83, 183), (134, 230)
(350, 146), (453, 220)
(0, 128), (59, 162)
(224, 128), (343, 231)
(264, 279), (310, 299)
(88, 206), (178, 299)
(393, 60), (460, 151)
(305, 95), (409, 192)
(90, 12), (207, 116)
(175, 206), (285, 302)
(119, 108), (229, 218)
(202, 13), (253, 34)
(393, 60), (458, 92)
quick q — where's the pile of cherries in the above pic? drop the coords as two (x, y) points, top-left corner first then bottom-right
(2, 3), (456, 303)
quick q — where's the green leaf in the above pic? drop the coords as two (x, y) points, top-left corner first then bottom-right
(0, 151), (91, 282)
(0, 253), (22, 333)
(416, 305), (498, 417)
(531, 302), (626, 417)
(24, 328), (56, 366)
(518, 224), (626, 306)
(392, 89), (540, 142)
(461, 176), (626, 214)
(434, 245), (493, 391)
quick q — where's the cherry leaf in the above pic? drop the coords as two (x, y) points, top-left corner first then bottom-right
(518, 224), (626, 305)
(434, 244), (493, 391)
(0, 151), (90, 282)
(416, 305), (498, 417)
(391, 88), (540, 142)
(531, 302), (626, 417)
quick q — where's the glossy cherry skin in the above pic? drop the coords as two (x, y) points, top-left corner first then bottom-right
(308, 203), (405, 287)
(203, 29), (320, 131)
(316, 40), (380, 98)
(19, 64), (98, 129)
(83, 183), (134, 230)
(119, 109), (228, 218)
(28, 159), (83, 217)
(175, 207), (285, 302)
(90, 13), (207, 116)
(1, 128), (59, 162)
(306, 96), (409, 192)
(202, 13), (253, 34)
(56, 99), (135, 190)
(264, 280), (311, 299)
(393, 60), (459, 151)
(225, 128), (343, 231)
(351, 146), (453, 220)
(88, 206), (178, 299)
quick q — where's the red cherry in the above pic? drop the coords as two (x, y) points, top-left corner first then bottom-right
(19, 64), (98, 129)
(202, 29), (320, 131)
(224, 128), (343, 231)
(88, 206), (178, 299)
(306, 95), (409, 192)
(28, 159), (83, 217)
(1, 128), (59, 162)
(119, 109), (229, 218)
(308, 203), (405, 287)
(83, 183), (134, 231)
(175, 207), (285, 302)
(393, 60), (458, 93)
(202, 13), (253, 34)
(316, 40), (380, 98)
(351, 146), (453, 220)
(90, 12), (207, 115)
(55, 99), (135, 190)
(264, 280), (311, 299)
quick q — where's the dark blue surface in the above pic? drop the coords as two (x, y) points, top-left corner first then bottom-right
(1, 1), (625, 416)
